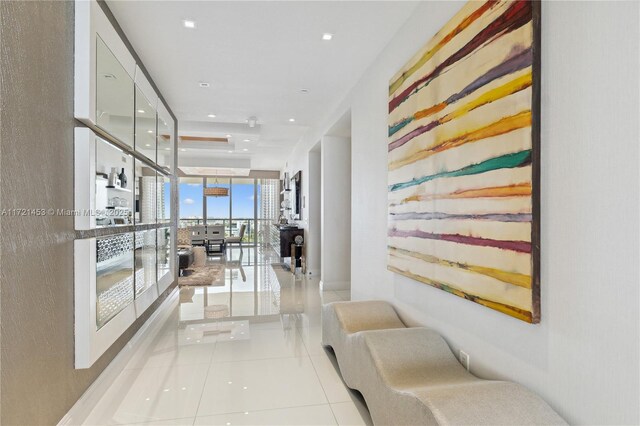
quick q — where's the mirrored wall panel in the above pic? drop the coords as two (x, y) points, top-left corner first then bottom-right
(135, 86), (157, 162)
(96, 232), (134, 329)
(96, 36), (134, 147)
(157, 227), (172, 282)
(134, 159), (157, 225)
(96, 137), (133, 227)
(157, 173), (171, 224)
(135, 230), (157, 297)
(157, 105), (174, 172)
(74, 0), (177, 370)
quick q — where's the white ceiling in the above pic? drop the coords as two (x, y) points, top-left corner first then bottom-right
(108, 1), (419, 172)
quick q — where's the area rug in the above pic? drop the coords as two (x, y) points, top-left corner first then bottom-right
(178, 264), (225, 287)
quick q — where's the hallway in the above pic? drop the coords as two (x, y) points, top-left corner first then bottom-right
(81, 248), (371, 425)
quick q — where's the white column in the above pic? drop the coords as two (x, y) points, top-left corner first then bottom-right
(320, 136), (351, 291)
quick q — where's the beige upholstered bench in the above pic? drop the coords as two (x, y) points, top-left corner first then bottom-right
(322, 301), (566, 425)
(322, 300), (406, 388)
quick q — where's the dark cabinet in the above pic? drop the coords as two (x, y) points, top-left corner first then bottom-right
(272, 224), (303, 258)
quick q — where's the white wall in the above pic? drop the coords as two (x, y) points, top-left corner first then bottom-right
(307, 149), (322, 276)
(320, 136), (351, 290)
(288, 1), (640, 424)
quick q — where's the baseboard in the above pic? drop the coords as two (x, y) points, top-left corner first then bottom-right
(57, 288), (179, 425)
(320, 280), (351, 291)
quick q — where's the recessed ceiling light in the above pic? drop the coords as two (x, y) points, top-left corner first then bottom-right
(145, 144), (151, 147)
(164, 148), (170, 151)
(207, 114), (216, 118)
(226, 134), (232, 138)
(322, 33), (333, 41)
(199, 82), (210, 88)
(147, 130), (153, 133)
(243, 139), (250, 142)
(289, 118), (295, 122)
(183, 20), (196, 29)
(242, 148), (248, 152)
(137, 109), (145, 113)
(227, 150), (233, 153)
(180, 148), (187, 152)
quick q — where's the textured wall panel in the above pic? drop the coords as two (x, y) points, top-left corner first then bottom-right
(0, 2), (176, 424)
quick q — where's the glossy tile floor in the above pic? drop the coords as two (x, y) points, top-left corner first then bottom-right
(83, 247), (372, 426)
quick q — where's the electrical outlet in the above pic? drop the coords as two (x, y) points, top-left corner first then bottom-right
(459, 350), (470, 371)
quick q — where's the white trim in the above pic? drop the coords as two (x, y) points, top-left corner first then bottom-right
(74, 0), (92, 122)
(134, 283), (159, 317)
(74, 128), (96, 230)
(157, 270), (174, 295)
(59, 288), (178, 426)
(74, 238), (94, 367)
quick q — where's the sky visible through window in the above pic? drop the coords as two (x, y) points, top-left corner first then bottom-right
(178, 180), (256, 219)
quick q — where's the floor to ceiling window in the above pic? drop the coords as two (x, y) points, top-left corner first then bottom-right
(179, 176), (279, 247)
(205, 177), (231, 235)
(230, 178), (255, 244)
(178, 177), (204, 226)
(257, 178), (279, 246)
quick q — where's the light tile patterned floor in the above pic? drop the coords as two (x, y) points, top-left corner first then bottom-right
(82, 248), (371, 426)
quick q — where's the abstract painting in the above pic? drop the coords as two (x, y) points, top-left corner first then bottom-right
(387, 0), (540, 323)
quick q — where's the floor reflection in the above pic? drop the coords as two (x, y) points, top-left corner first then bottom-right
(83, 244), (372, 426)
(179, 246), (287, 323)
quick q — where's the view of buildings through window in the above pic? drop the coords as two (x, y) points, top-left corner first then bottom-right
(178, 177), (280, 246)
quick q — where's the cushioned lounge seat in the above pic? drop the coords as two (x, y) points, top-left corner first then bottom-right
(322, 301), (566, 425)
(321, 300), (406, 388)
(415, 381), (567, 426)
(353, 327), (478, 390)
(321, 300), (406, 346)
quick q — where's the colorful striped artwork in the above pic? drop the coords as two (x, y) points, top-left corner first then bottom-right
(387, 0), (541, 323)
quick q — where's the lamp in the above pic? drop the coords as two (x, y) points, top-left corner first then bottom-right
(204, 187), (229, 197)
(204, 175), (229, 197)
